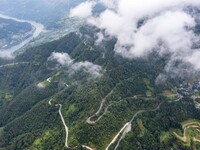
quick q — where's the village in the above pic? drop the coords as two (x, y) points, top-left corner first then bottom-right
(178, 80), (200, 109)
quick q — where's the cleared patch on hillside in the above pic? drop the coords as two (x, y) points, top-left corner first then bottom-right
(173, 120), (200, 148)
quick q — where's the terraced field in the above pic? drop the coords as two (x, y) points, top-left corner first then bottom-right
(173, 120), (200, 148)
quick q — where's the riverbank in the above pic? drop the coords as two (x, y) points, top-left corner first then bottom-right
(0, 13), (45, 58)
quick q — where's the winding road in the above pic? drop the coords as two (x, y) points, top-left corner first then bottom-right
(105, 122), (129, 150)
(174, 123), (200, 143)
(106, 102), (163, 150)
(86, 77), (158, 125)
(87, 89), (115, 124)
(48, 81), (163, 149)
(48, 99), (53, 105)
(56, 104), (69, 148)
(0, 62), (29, 68)
(114, 123), (131, 150)
(49, 99), (94, 149)
(82, 145), (94, 150)
(168, 93), (183, 103)
(48, 99), (69, 147)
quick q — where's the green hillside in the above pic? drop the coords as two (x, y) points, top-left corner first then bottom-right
(0, 26), (199, 150)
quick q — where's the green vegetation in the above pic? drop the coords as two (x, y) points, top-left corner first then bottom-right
(137, 119), (147, 136)
(173, 120), (200, 147)
(160, 131), (171, 143)
(117, 98), (200, 150)
(144, 78), (154, 97)
(0, 26), (199, 150)
(162, 89), (179, 101)
(0, 127), (3, 138)
(29, 128), (61, 150)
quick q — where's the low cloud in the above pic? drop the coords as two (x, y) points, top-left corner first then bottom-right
(0, 51), (14, 59)
(70, 0), (200, 81)
(48, 52), (102, 78)
(185, 51), (200, 70)
(69, 1), (95, 18)
(49, 52), (73, 66)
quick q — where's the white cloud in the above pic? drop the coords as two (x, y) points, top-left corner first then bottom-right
(71, 61), (103, 78)
(70, 0), (200, 79)
(49, 52), (73, 66)
(69, 1), (95, 18)
(186, 51), (200, 70)
(95, 32), (105, 45)
(0, 51), (14, 59)
(49, 52), (102, 78)
(113, 11), (196, 58)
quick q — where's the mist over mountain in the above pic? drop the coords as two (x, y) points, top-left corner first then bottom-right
(70, 0), (200, 80)
(0, 1), (200, 150)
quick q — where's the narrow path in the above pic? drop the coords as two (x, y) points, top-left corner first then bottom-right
(95, 105), (111, 123)
(86, 78), (152, 125)
(0, 62), (29, 68)
(48, 99), (53, 105)
(87, 94), (155, 125)
(49, 100), (94, 149)
(168, 93), (183, 103)
(87, 89), (114, 124)
(106, 102), (162, 150)
(183, 122), (200, 128)
(114, 123), (131, 150)
(105, 122), (129, 150)
(82, 145), (94, 150)
(173, 131), (187, 142)
(96, 90), (114, 116)
(193, 137), (200, 143)
(47, 77), (51, 83)
(56, 104), (69, 148)
(174, 123), (200, 143)
(86, 97), (127, 125)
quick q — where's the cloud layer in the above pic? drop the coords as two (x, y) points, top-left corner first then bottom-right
(48, 52), (102, 78)
(0, 51), (13, 59)
(69, 1), (95, 18)
(70, 0), (200, 80)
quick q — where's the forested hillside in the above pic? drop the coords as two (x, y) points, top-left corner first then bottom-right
(0, 26), (199, 150)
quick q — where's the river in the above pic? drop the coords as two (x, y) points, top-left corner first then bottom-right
(0, 13), (45, 58)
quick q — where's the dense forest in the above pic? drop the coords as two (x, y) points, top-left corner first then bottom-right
(0, 26), (199, 150)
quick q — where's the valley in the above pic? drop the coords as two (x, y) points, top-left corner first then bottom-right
(0, 13), (44, 57)
(0, 18), (32, 49)
(2, 0), (200, 149)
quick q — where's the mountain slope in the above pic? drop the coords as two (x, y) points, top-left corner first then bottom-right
(0, 26), (199, 150)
